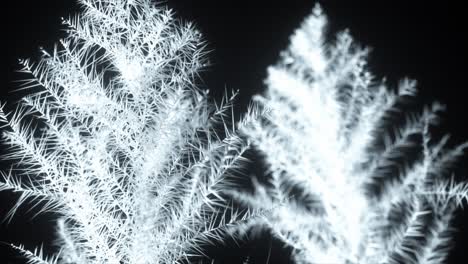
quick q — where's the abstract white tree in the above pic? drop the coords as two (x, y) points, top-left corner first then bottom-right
(234, 5), (468, 264)
(0, 0), (253, 263)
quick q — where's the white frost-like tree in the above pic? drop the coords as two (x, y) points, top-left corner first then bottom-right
(235, 5), (468, 264)
(0, 0), (252, 263)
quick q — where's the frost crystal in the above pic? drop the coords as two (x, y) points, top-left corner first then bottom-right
(0, 1), (251, 263)
(237, 5), (468, 264)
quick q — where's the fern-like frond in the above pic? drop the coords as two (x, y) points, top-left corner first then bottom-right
(238, 4), (468, 264)
(1, 0), (253, 263)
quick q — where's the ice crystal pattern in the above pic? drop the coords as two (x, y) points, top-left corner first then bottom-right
(0, 0), (251, 263)
(237, 5), (468, 264)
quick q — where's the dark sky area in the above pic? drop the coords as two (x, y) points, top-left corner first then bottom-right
(1, 0), (467, 263)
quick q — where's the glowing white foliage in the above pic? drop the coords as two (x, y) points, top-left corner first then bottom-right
(238, 5), (468, 264)
(0, 0), (251, 263)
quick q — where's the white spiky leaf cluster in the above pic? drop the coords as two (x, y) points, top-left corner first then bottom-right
(0, 0), (251, 263)
(237, 5), (468, 264)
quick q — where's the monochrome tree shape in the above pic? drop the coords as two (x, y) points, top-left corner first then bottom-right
(236, 5), (468, 264)
(0, 0), (252, 263)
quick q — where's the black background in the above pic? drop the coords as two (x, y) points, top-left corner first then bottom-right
(1, 0), (467, 263)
